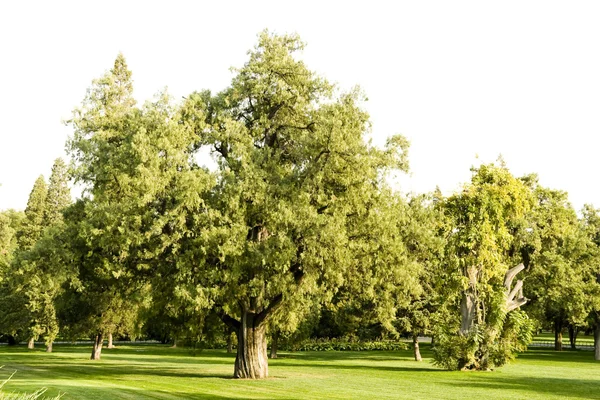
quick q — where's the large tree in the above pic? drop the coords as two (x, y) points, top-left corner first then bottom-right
(67, 55), (210, 360)
(433, 163), (534, 371)
(178, 32), (409, 378)
(17, 176), (47, 250)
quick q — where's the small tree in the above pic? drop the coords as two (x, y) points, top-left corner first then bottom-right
(433, 163), (534, 371)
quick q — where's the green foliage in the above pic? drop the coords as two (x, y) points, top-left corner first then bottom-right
(433, 162), (535, 370)
(16, 177), (47, 250)
(43, 159), (70, 226)
(288, 337), (408, 352)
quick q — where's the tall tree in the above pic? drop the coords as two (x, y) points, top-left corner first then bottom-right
(179, 31), (409, 378)
(580, 205), (600, 361)
(43, 158), (71, 226)
(523, 182), (588, 351)
(395, 194), (446, 361)
(433, 163), (534, 371)
(17, 176), (47, 250)
(67, 54), (208, 360)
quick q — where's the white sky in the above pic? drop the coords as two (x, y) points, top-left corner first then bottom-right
(1, 1), (599, 211)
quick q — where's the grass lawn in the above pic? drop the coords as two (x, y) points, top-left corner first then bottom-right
(0, 344), (599, 399)
(531, 332), (595, 346)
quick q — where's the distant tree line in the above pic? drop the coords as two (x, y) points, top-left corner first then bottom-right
(1, 31), (599, 378)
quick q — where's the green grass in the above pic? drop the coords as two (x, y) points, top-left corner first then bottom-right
(531, 332), (595, 345)
(0, 344), (599, 399)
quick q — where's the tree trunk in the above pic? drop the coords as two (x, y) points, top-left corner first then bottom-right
(595, 318), (600, 361)
(568, 325), (577, 350)
(270, 332), (279, 359)
(107, 332), (114, 349)
(234, 311), (268, 379)
(554, 319), (563, 351)
(27, 337), (35, 349)
(91, 333), (104, 360)
(460, 291), (476, 335)
(171, 338), (177, 348)
(227, 327), (233, 353)
(46, 341), (53, 353)
(460, 266), (479, 336)
(413, 334), (422, 362)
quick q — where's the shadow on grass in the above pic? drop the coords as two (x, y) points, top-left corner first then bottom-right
(520, 348), (599, 364)
(443, 375), (600, 399)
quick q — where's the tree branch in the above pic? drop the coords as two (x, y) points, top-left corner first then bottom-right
(255, 293), (283, 327)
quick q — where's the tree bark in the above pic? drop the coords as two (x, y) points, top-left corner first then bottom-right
(27, 337), (35, 349)
(595, 318), (600, 361)
(460, 266), (478, 336)
(413, 334), (422, 362)
(460, 292), (476, 335)
(91, 332), (104, 360)
(226, 327), (234, 353)
(270, 331), (279, 359)
(46, 341), (53, 353)
(107, 332), (115, 349)
(568, 325), (577, 350)
(554, 319), (563, 351)
(234, 311), (268, 379)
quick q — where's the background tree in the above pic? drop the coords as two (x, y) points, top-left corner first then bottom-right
(0, 209), (24, 344)
(16, 176), (47, 250)
(67, 54), (212, 359)
(580, 204), (600, 360)
(523, 183), (588, 351)
(395, 194), (446, 361)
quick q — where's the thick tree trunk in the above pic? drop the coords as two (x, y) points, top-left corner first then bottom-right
(270, 332), (279, 359)
(460, 266), (479, 336)
(46, 341), (53, 353)
(27, 337), (35, 349)
(412, 334), (422, 362)
(234, 311), (268, 379)
(554, 319), (563, 351)
(91, 333), (104, 360)
(460, 292), (476, 336)
(107, 332), (114, 349)
(171, 338), (178, 348)
(568, 325), (577, 350)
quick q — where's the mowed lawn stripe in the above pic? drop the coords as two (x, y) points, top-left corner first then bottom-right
(1, 345), (599, 399)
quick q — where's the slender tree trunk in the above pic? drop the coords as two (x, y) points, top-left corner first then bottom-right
(568, 325), (577, 350)
(46, 341), (53, 353)
(554, 319), (563, 351)
(595, 318), (600, 361)
(413, 333), (422, 362)
(171, 338), (178, 348)
(227, 334), (233, 353)
(91, 332), (104, 360)
(107, 332), (114, 349)
(27, 337), (35, 349)
(270, 331), (279, 359)
(430, 335), (435, 347)
(227, 327), (234, 353)
(234, 311), (268, 379)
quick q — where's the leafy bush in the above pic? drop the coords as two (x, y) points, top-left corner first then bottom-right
(282, 337), (408, 352)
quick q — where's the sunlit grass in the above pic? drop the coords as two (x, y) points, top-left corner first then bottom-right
(0, 343), (598, 399)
